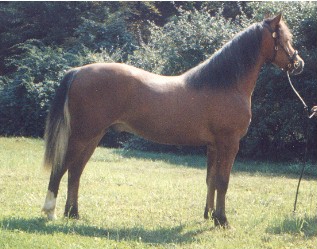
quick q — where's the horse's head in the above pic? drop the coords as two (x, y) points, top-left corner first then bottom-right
(263, 14), (304, 75)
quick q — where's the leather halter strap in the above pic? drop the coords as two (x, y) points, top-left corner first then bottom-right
(263, 22), (279, 63)
(263, 22), (299, 68)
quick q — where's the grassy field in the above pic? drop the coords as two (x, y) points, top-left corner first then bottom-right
(0, 137), (316, 249)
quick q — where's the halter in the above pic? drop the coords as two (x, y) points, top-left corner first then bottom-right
(263, 22), (300, 72)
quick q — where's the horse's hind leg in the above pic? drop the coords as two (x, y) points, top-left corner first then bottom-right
(63, 135), (102, 219)
(42, 135), (100, 220)
(43, 165), (67, 220)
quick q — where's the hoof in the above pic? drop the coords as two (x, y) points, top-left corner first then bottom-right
(204, 206), (213, 219)
(212, 212), (230, 228)
(64, 211), (80, 219)
(64, 205), (79, 219)
(42, 207), (57, 220)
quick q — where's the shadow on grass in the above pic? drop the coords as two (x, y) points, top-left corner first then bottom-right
(266, 214), (317, 237)
(111, 149), (317, 178)
(0, 217), (209, 244)
(113, 149), (206, 168)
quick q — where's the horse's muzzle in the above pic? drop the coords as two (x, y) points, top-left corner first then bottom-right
(289, 58), (304, 75)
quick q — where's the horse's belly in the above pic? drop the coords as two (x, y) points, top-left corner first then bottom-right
(136, 130), (210, 146)
(113, 122), (212, 146)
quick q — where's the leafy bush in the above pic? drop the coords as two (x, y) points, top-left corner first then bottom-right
(74, 10), (136, 60)
(0, 40), (120, 136)
(0, 2), (316, 161)
(128, 8), (250, 75)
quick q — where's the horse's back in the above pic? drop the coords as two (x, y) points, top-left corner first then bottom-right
(75, 62), (158, 85)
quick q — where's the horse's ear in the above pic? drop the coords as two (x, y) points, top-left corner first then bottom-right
(264, 13), (271, 19)
(270, 13), (282, 28)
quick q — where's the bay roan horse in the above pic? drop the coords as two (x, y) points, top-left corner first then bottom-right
(42, 14), (304, 227)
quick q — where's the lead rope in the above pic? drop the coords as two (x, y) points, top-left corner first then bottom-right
(286, 71), (314, 213)
(286, 71), (309, 115)
(293, 118), (309, 213)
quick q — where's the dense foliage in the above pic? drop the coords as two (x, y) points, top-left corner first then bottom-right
(0, 1), (316, 160)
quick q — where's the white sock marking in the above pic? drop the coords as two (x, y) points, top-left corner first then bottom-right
(42, 190), (57, 220)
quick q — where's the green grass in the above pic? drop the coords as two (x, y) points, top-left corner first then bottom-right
(0, 137), (316, 248)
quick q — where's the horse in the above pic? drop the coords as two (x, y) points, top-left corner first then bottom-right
(42, 14), (304, 227)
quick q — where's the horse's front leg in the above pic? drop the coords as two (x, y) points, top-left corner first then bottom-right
(212, 135), (239, 228)
(204, 144), (217, 219)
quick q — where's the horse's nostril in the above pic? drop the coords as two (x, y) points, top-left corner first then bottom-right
(294, 61), (300, 69)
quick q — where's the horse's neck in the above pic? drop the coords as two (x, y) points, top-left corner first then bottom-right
(237, 55), (266, 98)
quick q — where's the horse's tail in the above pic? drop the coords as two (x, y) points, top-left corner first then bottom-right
(43, 69), (78, 174)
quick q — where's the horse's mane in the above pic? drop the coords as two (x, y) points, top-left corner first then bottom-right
(183, 22), (265, 89)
